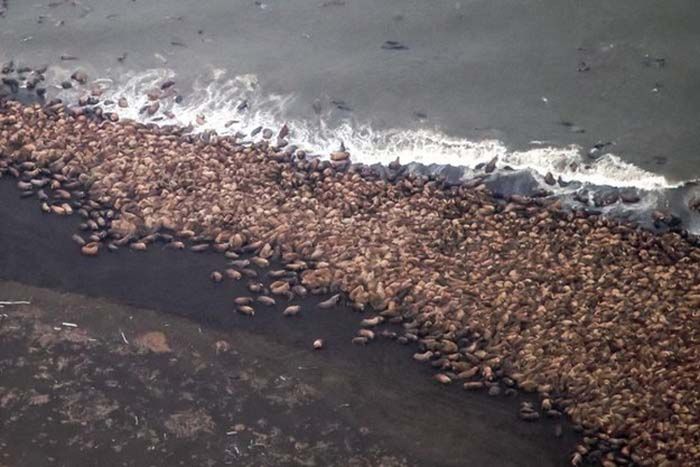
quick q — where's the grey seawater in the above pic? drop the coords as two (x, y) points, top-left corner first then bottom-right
(2, 0), (700, 229)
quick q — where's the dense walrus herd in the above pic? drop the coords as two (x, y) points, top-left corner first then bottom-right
(1, 92), (700, 467)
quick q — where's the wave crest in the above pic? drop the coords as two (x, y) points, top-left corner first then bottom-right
(61, 67), (682, 192)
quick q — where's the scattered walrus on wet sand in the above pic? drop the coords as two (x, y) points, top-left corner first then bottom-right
(2, 95), (700, 466)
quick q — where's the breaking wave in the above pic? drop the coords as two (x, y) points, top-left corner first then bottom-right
(53, 67), (684, 193)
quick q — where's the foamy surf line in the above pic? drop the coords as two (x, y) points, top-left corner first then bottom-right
(52, 67), (685, 193)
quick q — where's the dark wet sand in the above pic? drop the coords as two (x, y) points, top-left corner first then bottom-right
(0, 178), (578, 465)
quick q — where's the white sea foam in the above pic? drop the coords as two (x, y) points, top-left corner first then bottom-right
(58, 67), (683, 192)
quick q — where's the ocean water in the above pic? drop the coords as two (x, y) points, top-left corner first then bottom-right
(2, 0), (700, 227)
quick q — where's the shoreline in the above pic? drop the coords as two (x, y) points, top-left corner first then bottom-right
(2, 95), (700, 465)
(2, 66), (700, 237)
